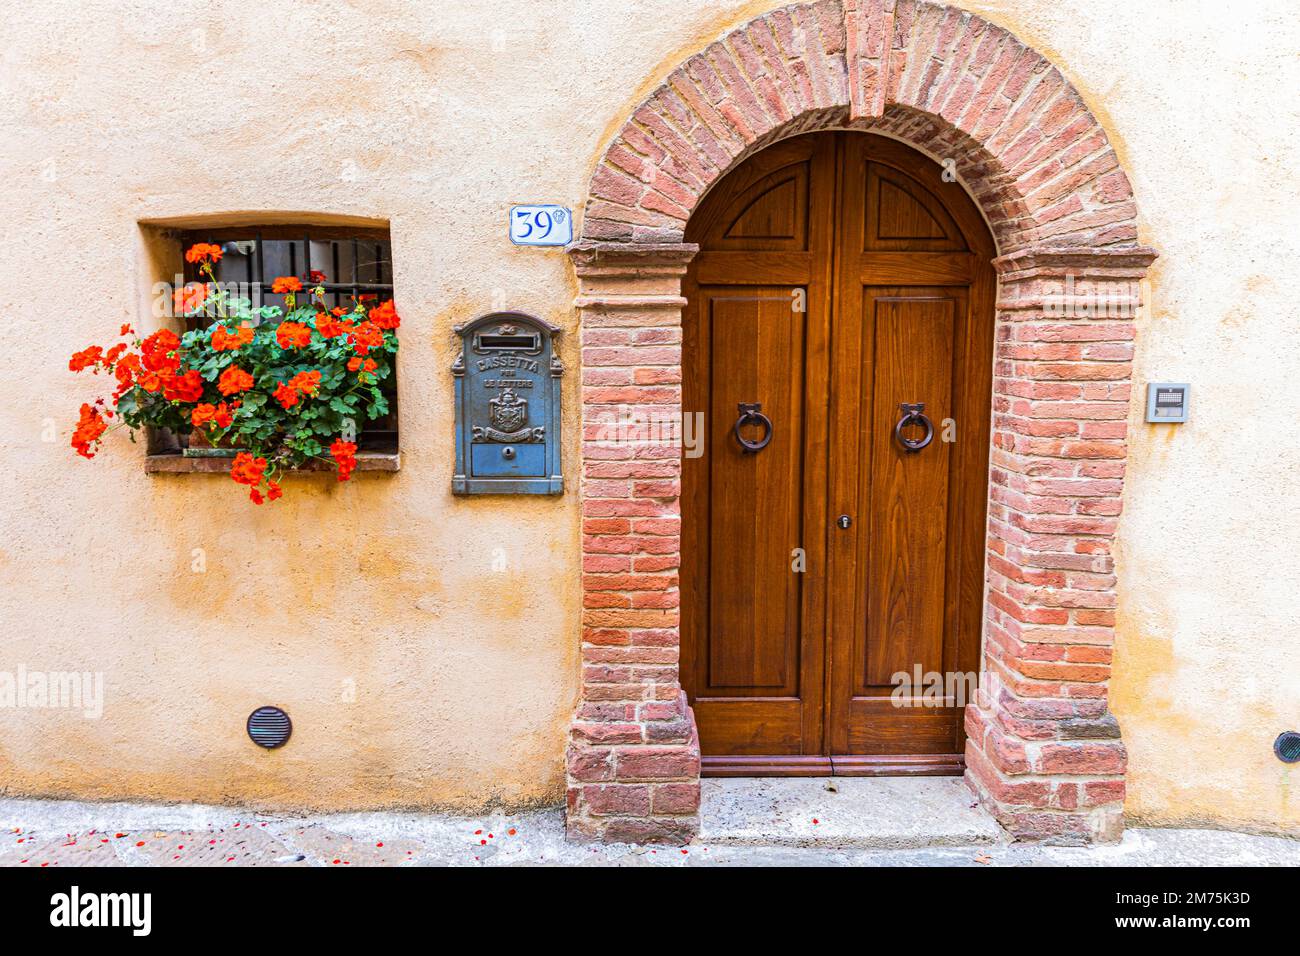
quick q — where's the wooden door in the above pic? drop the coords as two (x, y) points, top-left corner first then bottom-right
(682, 132), (995, 776)
(681, 135), (835, 773)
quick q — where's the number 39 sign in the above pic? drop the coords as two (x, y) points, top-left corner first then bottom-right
(509, 205), (573, 247)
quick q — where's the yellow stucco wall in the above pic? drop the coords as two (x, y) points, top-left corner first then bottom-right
(1, 0), (1297, 828)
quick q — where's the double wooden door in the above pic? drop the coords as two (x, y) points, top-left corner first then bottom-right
(681, 132), (996, 775)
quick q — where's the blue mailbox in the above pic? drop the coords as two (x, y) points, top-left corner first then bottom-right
(452, 311), (563, 495)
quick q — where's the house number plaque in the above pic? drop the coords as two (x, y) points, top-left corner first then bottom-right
(452, 311), (563, 495)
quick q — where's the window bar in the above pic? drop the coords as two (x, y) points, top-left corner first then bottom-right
(351, 238), (359, 304)
(255, 232), (266, 313)
(331, 240), (341, 311)
(244, 239), (254, 309)
(303, 233), (312, 309)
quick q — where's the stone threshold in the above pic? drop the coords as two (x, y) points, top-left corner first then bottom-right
(700, 777), (1006, 850)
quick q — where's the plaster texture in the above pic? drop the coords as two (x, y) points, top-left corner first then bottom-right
(0, 0), (1296, 831)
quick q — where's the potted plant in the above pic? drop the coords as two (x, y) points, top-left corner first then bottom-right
(69, 242), (400, 503)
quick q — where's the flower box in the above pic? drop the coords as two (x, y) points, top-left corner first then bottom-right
(182, 429), (245, 458)
(69, 244), (401, 504)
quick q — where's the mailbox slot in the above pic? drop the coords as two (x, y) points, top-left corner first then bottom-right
(452, 311), (563, 495)
(475, 331), (540, 352)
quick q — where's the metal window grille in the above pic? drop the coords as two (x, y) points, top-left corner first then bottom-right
(178, 228), (398, 451)
(180, 230), (394, 323)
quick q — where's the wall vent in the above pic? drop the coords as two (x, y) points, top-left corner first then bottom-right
(247, 706), (292, 749)
(1274, 731), (1300, 764)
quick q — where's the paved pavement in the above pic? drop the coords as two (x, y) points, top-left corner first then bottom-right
(1, 779), (1297, 867)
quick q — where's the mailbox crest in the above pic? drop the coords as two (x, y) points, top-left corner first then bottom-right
(452, 311), (563, 495)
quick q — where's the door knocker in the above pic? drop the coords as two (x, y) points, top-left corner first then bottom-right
(894, 402), (934, 453)
(733, 402), (774, 454)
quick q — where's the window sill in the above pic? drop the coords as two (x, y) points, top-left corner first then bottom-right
(144, 451), (401, 474)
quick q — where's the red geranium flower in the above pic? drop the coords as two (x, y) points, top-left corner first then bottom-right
(314, 312), (348, 338)
(218, 365), (254, 396)
(288, 370), (321, 395)
(141, 328), (181, 359)
(272, 381), (300, 409)
(347, 356), (378, 381)
(275, 321), (312, 349)
(368, 300), (400, 330)
(185, 243), (224, 265)
(112, 353), (141, 400)
(229, 451), (267, 486)
(211, 323), (254, 351)
(329, 439), (358, 482)
(348, 321), (384, 356)
(163, 368), (204, 403)
(271, 276), (303, 294)
(69, 346), (104, 372)
(131, 329), (184, 393)
(273, 369), (322, 409)
(191, 402), (233, 429)
(173, 283), (208, 315)
(71, 403), (109, 459)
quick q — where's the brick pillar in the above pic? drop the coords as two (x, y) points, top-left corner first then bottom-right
(564, 242), (702, 844)
(966, 245), (1158, 845)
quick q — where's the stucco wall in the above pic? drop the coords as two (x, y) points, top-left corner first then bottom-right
(0, 0), (1297, 827)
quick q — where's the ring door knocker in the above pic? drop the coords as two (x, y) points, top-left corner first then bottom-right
(734, 402), (774, 454)
(894, 402), (934, 453)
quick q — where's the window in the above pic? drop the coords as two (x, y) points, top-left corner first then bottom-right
(176, 226), (398, 454)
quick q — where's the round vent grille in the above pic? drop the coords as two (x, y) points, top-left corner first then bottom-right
(247, 706), (292, 749)
(1274, 731), (1300, 764)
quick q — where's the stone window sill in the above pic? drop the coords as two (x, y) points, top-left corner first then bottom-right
(144, 451), (401, 474)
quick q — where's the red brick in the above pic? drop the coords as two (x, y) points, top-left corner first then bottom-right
(567, 746), (614, 783)
(653, 782), (701, 815)
(1036, 742), (1127, 775)
(582, 784), (652, 816)
(615, 746), (699, 781)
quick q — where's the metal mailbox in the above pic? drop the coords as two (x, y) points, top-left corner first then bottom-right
(452, 311), (563, 495)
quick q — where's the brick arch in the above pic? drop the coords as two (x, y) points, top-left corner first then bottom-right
(567, 0), (1156, 847)
(581, 0), (1137, 255)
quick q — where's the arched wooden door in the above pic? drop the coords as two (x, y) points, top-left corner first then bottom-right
(681, 131), (996, 775)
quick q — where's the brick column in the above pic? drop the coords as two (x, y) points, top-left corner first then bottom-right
(965, 246), (1158, 844)
(564, 242), (701, 844)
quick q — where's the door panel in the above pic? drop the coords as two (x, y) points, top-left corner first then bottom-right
(682, 131), (994, 775)
(829, 288), (974, 763)
(705, 289), (805, 691)
(682, 133), (834, 764)
(866, 162), (968, 251)
(686, 285), (825, 758)
(862, 291), (956, 689)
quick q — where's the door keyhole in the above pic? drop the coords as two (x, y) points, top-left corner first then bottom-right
(837, 515), (852, 529)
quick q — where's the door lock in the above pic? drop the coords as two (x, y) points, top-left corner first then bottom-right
(837, 515), (852, 529)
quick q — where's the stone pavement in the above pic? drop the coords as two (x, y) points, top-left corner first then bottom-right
(1, 778), (1296, 867)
